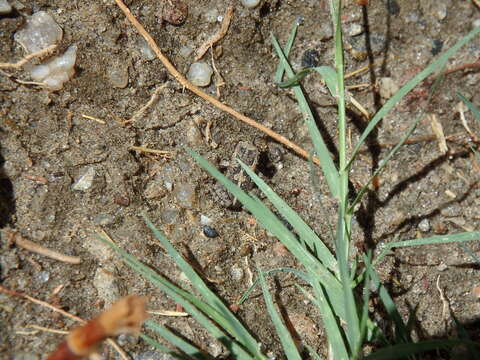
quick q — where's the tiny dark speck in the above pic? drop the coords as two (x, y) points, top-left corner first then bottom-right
(431, 40), (443, 56)
(301, 49), (321, 68)
(202, 225), (219, 238)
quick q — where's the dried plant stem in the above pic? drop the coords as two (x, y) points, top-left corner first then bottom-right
(5, 229), (81, 264)
(195, 7), (234, 61)
(113, 0), (320, 165)
(0, 44), (58, 69)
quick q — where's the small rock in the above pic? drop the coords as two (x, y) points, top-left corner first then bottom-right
(93, 214), (115, 226)
(434, 3), (447, 21)
(186, 62), (213, 87)
(161, 209), (182, 225)
(0, 0), (12, 14)
(347, 23), (363, 37)
(431, 39), (443, 56)
(72, 167), (95, 191)
(34, 270), (50, 283)
(437, 263), (448, 272)
(202, 225), (219, 238)
(230, 265), (244, 281)
(0, 251), (20, 278)
(174, 183), (196, 208)
(93, 267), (120, 306)
(162, 0), (188, 25)
(241, 0), (261, 9)
(472, 285), (480, 299)
(378, 77), (399, 99)
(418, 218), (431, 232)
(347, 33), (386, 60)
(14, 11), (63, 53)
(107, 65), (129, 88)
(144, 179), (167, 199)
(200, 214), (212, 225)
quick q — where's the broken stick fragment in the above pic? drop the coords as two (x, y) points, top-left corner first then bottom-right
(47, 295), (148, 360)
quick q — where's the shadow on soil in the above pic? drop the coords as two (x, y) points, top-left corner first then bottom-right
(0, 142), (15, 229)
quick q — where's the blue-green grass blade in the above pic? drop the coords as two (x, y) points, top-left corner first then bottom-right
(304, 344), (323, 360)
(369, 270), (411, 344)
(274, 18), (300, 83)
(353, 253), (373, 358)
(238, 267), (309, 305)
(458, 92), (480, 123)
(364, 340), (478, 360)
(375, 231), (480, 265)
(144, 321), (214, 359)
(278, 66), (338, 98)
(348, 26), (480, 170)
(303, 280), (349, 360)
(141, 216), (264, 357)
(188, 148), (347, 320)
(139, 333), (193, 360)
(97, 234), (261, 359)
(258, 270), (302, 360)
(334, 211), (359, 352)
(271, 34), (340, 199)
(239, 160), (337, 272)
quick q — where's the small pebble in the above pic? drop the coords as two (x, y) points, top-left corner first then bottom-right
(418, 218), (431, 232)
(93, 267), (120, 306)
(107, 64), (129, 88)
(14, 11), (63, 53)
(35, 270), (50, 283)
(347, 23), (363, 37)
(186, 62), (213, 87)
(161, 209), (182, 225)
(436, 263), (448, 272)
(200, 214), (212, 225)
(230, 265), (244, 281)
(114, 194), (130, 206)
(241, 0), (261, 9)
(202, 225), (219, 238)
(473, 286), (480, 299)
(431, 39), (443, 56)
(435, 3), (447, 21)
(72, 167), (95, 191)
(174, 183), (196, 208)
(0, 0), (12, 14)
(162, 0), (188, 25)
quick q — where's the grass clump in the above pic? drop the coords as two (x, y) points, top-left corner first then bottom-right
(99, 1), (480, 359)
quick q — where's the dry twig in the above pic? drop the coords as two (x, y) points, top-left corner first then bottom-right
(0, 44), (58, 69)
(4, 229), (81, 264)
(195, 7), (234, 61)
(124, 83), (168, 124)
(113, 0), (320, 165)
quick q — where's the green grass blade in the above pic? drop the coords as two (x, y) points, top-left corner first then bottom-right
(238, 267), (309, 305)
(303, 280), (349, 360)
(271, 34), (340, 199)
(139, 333), (193, 360)
(347, 25), (480, 170)
(279, 66), (338, 98)
(369, 270), (411, 344)
(258, 270), (303, 360)
(457, 92), (480, 123)
(239, 160), (337, 272)
(97, 234), (261, 359)
(375, 231), (480, 265)
(187, 148), (347, 320)
(364, 340), (478, 360)
(145, 321), (214, 359)
(334, 210), (359, 353)
(274, 18), (300, 83)
(141, 216), (264, 357)
(304, 344), (323, 360)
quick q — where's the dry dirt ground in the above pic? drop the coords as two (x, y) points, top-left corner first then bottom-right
(1, 0), (480, 359)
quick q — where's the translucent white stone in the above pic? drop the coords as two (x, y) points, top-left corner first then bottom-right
(14, 11), (63, 53)
(186, 62), (213, 87)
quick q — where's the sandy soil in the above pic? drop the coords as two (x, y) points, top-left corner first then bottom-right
(1, 0), (480, 358)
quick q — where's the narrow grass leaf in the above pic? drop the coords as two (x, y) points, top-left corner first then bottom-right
(334, 210), (359, 352)
(375, 231), (480, 264)
(139, 333), (192, 360)
(364, 340), (478, 360)
(304, 344), (323, 360)
(458, 92), (480, 123)
(141, 216), (264, 357)
(275, 17), (300, 83)
(239, 161), (337, 272)
(258, 270), (302, 360)
(348, 25), (480, 169)
(97, 234), (259, 359)
(304, 279), (349, 360)
(238, 267), (309, 305)
(188, 148), (347, 320)
(278, 66), (338, 98)
(271, 34), (340, 199)
(145, 320), (215, 360)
